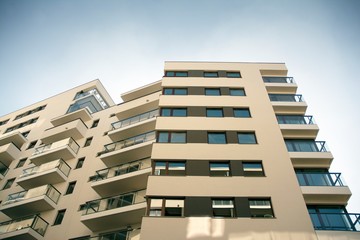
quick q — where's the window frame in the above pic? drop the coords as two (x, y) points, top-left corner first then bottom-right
(204, 72), (219, 78)
(163, 88), (188, 95)
(205, 88), (221, 96)
(208, 132), (227, 144)
(165, 71), (188, 77)
(153, 161), (186, 176)
(15, 158), (27, 168)
(206, 108), (224, 118)
(233, 108), (251, 118)
(229, 88), (246, 96)
(65, 181), (76, 195)
(148, 198), (185, 217)
(210, 162), (231, 177)
(75, 157), (85, 169)
(157, 132), (187, 143)
(212, 198), (235, 218)
(237, 132), (257, 144)
(249, 198), (274, 218)
(226, 72), (241, 78)
(243, 162), (265, 176)
(84, 137), (93, 147)
(2, 178), (15, 190)
(53, 209), (66, 225)
(91, 119), (100, 128)
(160, 108), (187, 117)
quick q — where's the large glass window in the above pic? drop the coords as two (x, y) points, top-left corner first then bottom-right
(276, 115), (307, 124)
(149, 198), (184, 217)
(205, 88), (221, 96)
(54, 209), (66, 225)
(234, 108), (251, 118)
(238, 132), (257, 144)
(208, 132), (227, 144)
(285, 140), (318, 152)
(165, 71), (188, 77)
(154, 161), (186, 176)
(249, 199), (274, 218)
(158, 132), (186, 143)
(161, 108), (187, 117)
(243, 162), (264, 176)
(212, 199), (235, 217)
(206, 108), (224, 117)
(229, 88), (245, 96)
(210, 162), (230, 176)
(163, 88), (188, 95)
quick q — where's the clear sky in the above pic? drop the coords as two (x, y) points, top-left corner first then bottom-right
(0, 0), (359, 211)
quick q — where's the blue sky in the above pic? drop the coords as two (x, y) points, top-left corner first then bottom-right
(0, 0), (359, 211)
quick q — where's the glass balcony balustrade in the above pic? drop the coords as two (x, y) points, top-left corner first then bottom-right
(111, 109), (158, 130)
(0, 161), (9, 177)
(277, 115), (314, 124)
(263, 76), (294, 83)
(102, 131), (156, 154)
(285, 140), (328, 152)
(33, 137), (80, 156)
(74, 88), (108, 109)
(296, 172), (345, 186)
(0, 215), (48, 236)
(82, 189), (146, 215)
(90, 158), (151, 182)
(79, 230), (129, 240)
(19, 159), (71, 179)
(3, 184), (60, 205)
(269, 94), (303, 102)
(309, 212), (360, 231)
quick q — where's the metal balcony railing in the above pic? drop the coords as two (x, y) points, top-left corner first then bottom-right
(3, 184), (61, 205)
(90, 158), (151, 182)
(296, 172), (346, 186)
(111, 109), (158, 130)
(309, 212), (360, 231)
(0, 215), (48, 236)
(79, 229), (130, 239)
(82, 189), (146, 215)
(0, 161), (9, 177)
(285, 140), (328, 152)
(269, 94), (304, 102)
(263, 76), (294, 83)
(102, 131), (156, 154)
(277, 115), (314, 124)
(19, 159), (71, 179)
(33, 137), (80, 155)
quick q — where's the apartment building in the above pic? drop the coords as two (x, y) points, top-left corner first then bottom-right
(0, 61), (358, 240)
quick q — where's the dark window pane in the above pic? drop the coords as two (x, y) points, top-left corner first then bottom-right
(158, 132), (169, 142)
(174, 89), (187, 95)
(210, 162), (230, 176)
(205, 89), (221, 96)
(168, 162), (186, 176)
(175, 72), (188, 77)
(171, 133), (186, 143)
(161, 108), (171, 116)
(207, 109), (223, 117)
(163, 89), (173, 95)
(243, 162), (264, 176)
(54, 210), (66, 225)
(229, 89), (245, 96)
(234, 109), (251, 118)
(204, 72), (218, 77)
(226, 72), (241, 78)
(173, 109), (187, 116)
(208, 133), (227, 144)
(165, 71), (175, 77)
(238, 133), (257, 144)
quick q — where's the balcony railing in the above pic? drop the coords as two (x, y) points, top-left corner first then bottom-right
(296, 172), (345, 186)
(285, 140), (328, 152)
(79, 229), (130, 240)
(74, 88), (108, 109)
(309, 213), (360, 231)
(111, 109), (159, 130)
(3, 184), (60, 205)
(19, 159), (71, 179)
(263, 77), (294, 83)
(277, 115), (314, 124)
(0, 215), (48, 236)
(82, 189), (146, 215)
(33, 137), (80, 155)
(269, 94), (304, 102)
(0, 161), (9, 177)
(102, 131), (156, 154)
(90, 158), (151, 182)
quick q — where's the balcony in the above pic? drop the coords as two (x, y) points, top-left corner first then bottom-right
(297, 172), (352, 204)
(286, 140), (333, 168)
(74, 88), (109, 110)
(80, 189), (146, 231)
(0, 184), (60, 218)
(309, 212), (360, 231)
(29, 137), (80, 165)
(16, 159), (71, 190)
(0, 215), (48, 240)
(100, 131), (155, 167)
(0, 161), (9, 179)
(269, 94), (307, 114)
(79, 229), (134, 240)
(0, 131), (27, 149)
(277, 115), (319, 138)
(50, 108), (92, 127)
(90, 158), (151, 197)
(108, 109), (158, 141)
(40, 119), (88, 144)
(0, 143), (21, 166)
(263, 77), (297, 93)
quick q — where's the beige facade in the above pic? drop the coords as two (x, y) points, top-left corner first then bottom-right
(0, 62), (358, 240)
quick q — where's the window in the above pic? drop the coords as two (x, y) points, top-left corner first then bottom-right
(5, 117), (38, 133)
(249, 199), (274, 218)
(204, 72), (218, 78)
(2, 178), (15, 190)
(27, 140), (37, 149)
(234, 108), (251, 118)
(212, 199), (235, 217)
(285, 140), (319, 152)
(84, 137), (93, 147)
(154, 161), (186, 176)
(208, 132), (227, 144)
(158, 132), (186, 143)
(163, 88), (187, 95)
(226, 72), (241, 78)
(75, 157), (85, 169)
(16, 158), (27, 168)
(238, 132), (257, 144)
(65, 181), (76, 195)
(161, 108), (187, 117)
(149, 198), (184, 217)
(91, 119), (99, 128)
(21, 131), (30, 138)
(243, 162), (264, 176)
(165, 71), (188, 77)
(210, 162), (230, 176)
(0, 119), (9, 126)
(205, 88), (221, 96)
(229, 88), (245, 96)
(206, 108), (223, 117)
(53, 209), (66, 225)
(14, 105), (46, 120)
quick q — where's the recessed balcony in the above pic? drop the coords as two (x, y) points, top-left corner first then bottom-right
(263, 76), (297, 93)
(0, 131), (27, 149)
(16, 159), (71, 190)
(277, 115), (319, 138)
(0, 143), (21, 166)
(80, 189), (146, 232)
(40, 119), (88, 144)
(99, 131), (155, 167)
(270, 94), (307, 114)
(50, 108), (92, 127)
(0, 184), (60, 218)
(29, 137), (80, 165)
(90, 158), (151, 197)
(0, 161), (9, 180)
(0, 215), (48, 240)
(108, 109), (158, 141)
